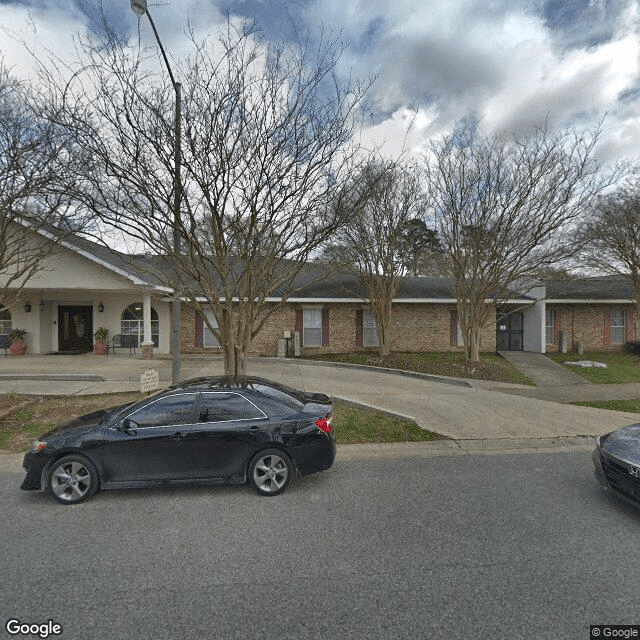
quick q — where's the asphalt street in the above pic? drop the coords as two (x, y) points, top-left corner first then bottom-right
(2, 449), (639, 640)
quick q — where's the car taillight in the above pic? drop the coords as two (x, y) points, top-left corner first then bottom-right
(315, 418), (332, 433)
(32, 440), (47, 452)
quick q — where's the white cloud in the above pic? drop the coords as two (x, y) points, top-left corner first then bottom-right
(1, 0), (640, 163)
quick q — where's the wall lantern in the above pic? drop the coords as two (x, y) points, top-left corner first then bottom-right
(97, 303), (104, 313)
(24, 302), (32, 313)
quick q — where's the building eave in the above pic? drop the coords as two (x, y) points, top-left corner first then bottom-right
(546, 299), (636, 304)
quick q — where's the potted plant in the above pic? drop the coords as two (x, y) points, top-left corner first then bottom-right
(93, 327), (109, 355)
(9, 329), (27, 356)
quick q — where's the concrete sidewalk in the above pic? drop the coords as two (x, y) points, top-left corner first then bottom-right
(0, 354), (638, 445)
(498, 350), (591, 387)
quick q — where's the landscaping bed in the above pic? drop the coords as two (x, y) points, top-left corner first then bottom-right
(303, 351), (533, 384)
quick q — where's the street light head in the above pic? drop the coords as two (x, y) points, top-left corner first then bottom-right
(130, 0), (147, 16)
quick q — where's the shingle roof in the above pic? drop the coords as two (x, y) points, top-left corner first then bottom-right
(546, 276), (636, 301)
(40, 227), (639, 303)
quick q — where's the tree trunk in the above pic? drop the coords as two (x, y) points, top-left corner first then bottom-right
(468, 326), (482, 364)
(378, 341), (390, 356)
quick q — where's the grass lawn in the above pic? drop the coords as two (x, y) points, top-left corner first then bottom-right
(332, 401), (445, 444)
(303, 350), (533, 385)
(575, 399), (640, 413)
(0, 393), (444, 453)
(548, 351), (640, 384)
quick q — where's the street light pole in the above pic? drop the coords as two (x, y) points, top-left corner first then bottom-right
(131, 0), (181, 385)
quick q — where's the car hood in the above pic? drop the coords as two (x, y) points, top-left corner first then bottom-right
(42, 408), (116, 439)
(601, 423), (640, 463)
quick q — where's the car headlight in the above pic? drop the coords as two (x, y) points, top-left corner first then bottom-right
(32, 440), (47, 452)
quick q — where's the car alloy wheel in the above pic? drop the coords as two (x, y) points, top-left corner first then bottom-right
(47, 455), (99, 504)
(249, 449), (292, 496)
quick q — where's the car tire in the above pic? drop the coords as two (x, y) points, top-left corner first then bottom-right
(47, 455), (100, 505)
(248, 449), (293, 497)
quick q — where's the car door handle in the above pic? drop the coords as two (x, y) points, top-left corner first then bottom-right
(170, 432), (184, 441)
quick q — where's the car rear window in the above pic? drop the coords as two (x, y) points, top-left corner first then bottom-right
(251, 383), (305, 409)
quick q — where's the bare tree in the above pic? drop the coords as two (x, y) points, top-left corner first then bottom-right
(0, 61), (82, 310)
(37, 17), (370, 378)
(578, 178), (640, 338)
(425, 120), (622, 363)
(326, 159), (427, 355)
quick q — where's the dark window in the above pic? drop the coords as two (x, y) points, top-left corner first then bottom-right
(250, 383), (304, 409)
(198, 392), (265, 422)
(0, 308), (11, 335)
(127, 393), (197, 428)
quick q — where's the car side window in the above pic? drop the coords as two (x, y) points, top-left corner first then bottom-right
(198, 392), (265, 422)
(127, 393), (197, 429)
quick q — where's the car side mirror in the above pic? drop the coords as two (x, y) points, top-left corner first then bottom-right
(120, 418), (138, 435)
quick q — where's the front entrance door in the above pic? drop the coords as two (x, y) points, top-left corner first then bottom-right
(58, 306), (93, 353)
(496, 311), (524, 351)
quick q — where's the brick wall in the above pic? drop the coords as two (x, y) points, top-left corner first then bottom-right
(546, 304), (636, 352)
(178, 301), (497, 355)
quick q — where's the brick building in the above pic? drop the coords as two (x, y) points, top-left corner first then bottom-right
(545, 277), (637, 352)
(1, 226), (636, 356)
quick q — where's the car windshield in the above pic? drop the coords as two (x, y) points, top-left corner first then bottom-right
(100, 389), (165, 423)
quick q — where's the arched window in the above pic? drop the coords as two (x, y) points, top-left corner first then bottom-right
(121, 303), (159, 347)
(0, 308), (11, 335)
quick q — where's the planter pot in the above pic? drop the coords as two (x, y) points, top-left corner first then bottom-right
(93, 341), (108, 356)
(10, 341), (27, 356)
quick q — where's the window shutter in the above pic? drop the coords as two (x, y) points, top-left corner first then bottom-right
(628, 310), (635, 342)
(556, 311), (562, 345)
(450, 310), (458, 346)
(322, 308), (330, 346)
(603, 312), (611, 347)
(356, 309), (363, 347)
(295, 309), (303, 346)
(195, 313), (203, 348)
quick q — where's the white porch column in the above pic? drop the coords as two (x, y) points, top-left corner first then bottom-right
(141, 292), (154, 359)
(522, 285), (546, 353)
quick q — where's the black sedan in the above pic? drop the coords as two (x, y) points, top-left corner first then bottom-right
(593, 423), (640, 510)
(21, 377), (336, 504)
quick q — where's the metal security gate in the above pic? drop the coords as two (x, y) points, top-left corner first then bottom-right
(496, 311), (524, 351)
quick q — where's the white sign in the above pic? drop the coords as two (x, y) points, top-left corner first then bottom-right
(140, 368), (160, 393)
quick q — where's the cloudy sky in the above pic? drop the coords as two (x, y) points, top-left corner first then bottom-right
(1, 0), (639, 162)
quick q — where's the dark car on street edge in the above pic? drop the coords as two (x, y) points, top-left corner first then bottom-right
(21, 377), (336, 504)
(593, 423), (640, 510)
